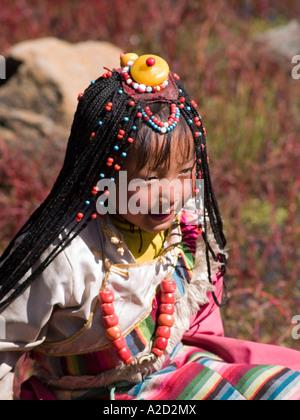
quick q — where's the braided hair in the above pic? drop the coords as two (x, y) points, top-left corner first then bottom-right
(0, 68), (227, 312)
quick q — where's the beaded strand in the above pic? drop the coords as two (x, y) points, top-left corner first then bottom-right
(98, 277), (177, 364)
(142, 103), (180, 134)
(121, 65), (169, 93)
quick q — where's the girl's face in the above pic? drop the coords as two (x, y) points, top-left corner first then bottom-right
(115, 127), (196, 232)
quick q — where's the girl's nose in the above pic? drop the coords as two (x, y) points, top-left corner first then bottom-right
(158, 179), (177, 212)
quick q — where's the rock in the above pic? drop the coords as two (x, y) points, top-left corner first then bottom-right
(0, 37), (122, 154)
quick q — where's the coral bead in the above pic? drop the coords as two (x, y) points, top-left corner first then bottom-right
(105, 324), (122, 340)
(124, 356), (135, 365)
(154, 337), (168, 350)
(152, 348), (164, 357)
(146, 57), (156, 67)
(92, 186), (99, 195)
(161, 292), (175, 304)
(111, 336), (126, 351)
(101, 303), (115, 316)
(118, 346), (131, 361)
(76, 213), (84, 222)
(159, 303), (175, 315)
(102, 314), (118, 328)
(99, 290), (114, 303)
(156, 326), (171, 339)
(160, 280), (176, 293)
(158, 314), (175, 327)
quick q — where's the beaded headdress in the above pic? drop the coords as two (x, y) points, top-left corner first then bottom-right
(76, 53), (204, 224)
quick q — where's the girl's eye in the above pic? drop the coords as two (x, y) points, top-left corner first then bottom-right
(179, 167), (194, 176)
(143, 177), (158, 183)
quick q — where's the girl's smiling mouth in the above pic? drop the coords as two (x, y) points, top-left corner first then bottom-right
(148, 211), (174, 222)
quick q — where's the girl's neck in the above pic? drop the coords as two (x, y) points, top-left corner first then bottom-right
(110, 214), (167, 263)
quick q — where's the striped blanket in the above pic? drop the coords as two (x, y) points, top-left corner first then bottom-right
(61, 344), (300, 401)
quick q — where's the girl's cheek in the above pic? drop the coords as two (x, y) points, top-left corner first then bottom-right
(126, 187), (150, 215)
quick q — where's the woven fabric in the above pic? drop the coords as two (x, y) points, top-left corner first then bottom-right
(49, 344), (300, 400)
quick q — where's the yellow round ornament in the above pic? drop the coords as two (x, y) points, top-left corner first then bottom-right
(130, 54), (169, 87)
(120, 53), (139, 68)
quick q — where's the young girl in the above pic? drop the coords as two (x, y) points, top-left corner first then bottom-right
(0, 53), (299, 400)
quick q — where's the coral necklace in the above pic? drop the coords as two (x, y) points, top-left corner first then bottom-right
(98, 278), (176, 365)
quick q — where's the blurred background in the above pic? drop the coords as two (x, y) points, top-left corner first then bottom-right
(0, 0), (299, 349)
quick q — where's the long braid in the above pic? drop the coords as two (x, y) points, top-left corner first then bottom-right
(0, 75), (128, 309)
(176, 79), (228, 306)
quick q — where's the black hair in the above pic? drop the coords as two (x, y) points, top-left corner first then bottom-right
(132, 104), (193, 173)
(0, 70), (227, 311)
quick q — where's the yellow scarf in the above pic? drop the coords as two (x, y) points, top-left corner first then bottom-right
(111, 217), (166, 263)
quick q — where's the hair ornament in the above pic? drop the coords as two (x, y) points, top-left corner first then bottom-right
(141, 103), (180, 134)
(120, 53), (170, 94)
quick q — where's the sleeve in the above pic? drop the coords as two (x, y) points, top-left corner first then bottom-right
(183, 271), (225, 344)
(0, 248), (73, 400)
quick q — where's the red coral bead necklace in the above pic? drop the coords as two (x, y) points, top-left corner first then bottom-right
(98, 278), (176, 365)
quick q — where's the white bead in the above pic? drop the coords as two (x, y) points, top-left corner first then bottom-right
(161, 127), (167, 134)
(146, 86), (153, 93)
(133, 83), (139, 90)
(127, 79), (133, 85)
(164, 122), (169, 127)
(138, 84), (146, 93)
